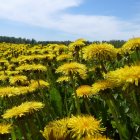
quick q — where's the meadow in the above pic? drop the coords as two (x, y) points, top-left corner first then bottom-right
(0, 38), (140, 140)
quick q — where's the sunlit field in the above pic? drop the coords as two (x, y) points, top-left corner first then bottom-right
(0, 38), (140, 140)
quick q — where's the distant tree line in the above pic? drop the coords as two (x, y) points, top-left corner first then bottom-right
(0, 36), (126, 47)
(0, 36), (37, 44)
(0, 36), (72, 46)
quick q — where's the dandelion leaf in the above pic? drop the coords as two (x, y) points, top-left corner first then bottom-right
(49, 87), (62, 116)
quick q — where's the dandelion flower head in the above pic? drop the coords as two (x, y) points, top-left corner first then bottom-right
(92, 80), (114, 95)
(68, 115), (105, 139)
(121, 37), (140, 54)
(56, 62), (87, 79)
(42, 118), (68, 140)
(83, 43), (117, 61)
(2, 101), (44, 119)
(105, 65), (140, 88)
(76, 85), (92, 98)
(0, 123), (12, 134)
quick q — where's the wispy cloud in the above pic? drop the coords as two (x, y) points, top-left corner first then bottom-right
(0, 0), (82, 23)
(0, 0), (140, 40)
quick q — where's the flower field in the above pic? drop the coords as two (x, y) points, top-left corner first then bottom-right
(0, 38), (140, 140)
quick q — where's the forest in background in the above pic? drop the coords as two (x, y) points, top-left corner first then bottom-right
(0, 36), (125, 48)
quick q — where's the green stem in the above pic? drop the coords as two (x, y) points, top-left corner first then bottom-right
(11, 127), (17, 140)
(27, 115), (41, 140)
(100, 60), (107, 73)
(121, 88), (140, 128)
(68, 102), (74, 117)
(70, 75), (81, 114)
(132, 91), (140, 113)
(84, 97), (91, 114)
(136, 49), (140, 60)
(17, 119), (28, 140)
(64, 88), (69, 116)
(101, 92), (131, 140)
(123, 87), (140, 118)
(133, 86), (140, 113)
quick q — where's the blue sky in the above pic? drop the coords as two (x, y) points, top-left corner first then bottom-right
(0, 0), (140, 41)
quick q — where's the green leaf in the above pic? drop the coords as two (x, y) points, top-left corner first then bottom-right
(49, 87), (63, 116)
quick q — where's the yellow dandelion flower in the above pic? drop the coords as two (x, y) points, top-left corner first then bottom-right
(69, 40), (85, 51)
(2, 101), (44, 119)
(0, 86), (31, 97)
(91, 80), (114, 95)
(16, 64), (47, 72)
(40, 47), (52, 54)
(0, 123), (12, 134)
(75, 38), (86, 42)
(121, 37), (140, 54)
(9, 75), (28, 85)
(11, 57), (18, 63)
(76, 85), (92, 98)
(0, 87), (21, 97)
(0, 59), (9, 66)
(43, 53), (56, 60)
(105, 65), (140, 88)
(17, 55), (40, 62)
(0, 66), (3, 70)
(82, 136), (110, 140)
(0, 80), (49, 97)
(41, 118), (68, 140)
(16, 54), (55, 63)
(53, 44), (67, 52)
(56, 76), (70, 83)
(48, 44), (59, 50)
(56, 62), (87, 79)
(5, 71), (20, 76)
(68, 115), (105, 139)
(7, 64), (15, 70)
(0, 75), (8, 81)
(56, 54), (72, 61)
(83, 43), (117, 61)
(30, 80), (49, 89)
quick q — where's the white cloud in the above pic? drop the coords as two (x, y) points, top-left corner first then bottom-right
(58, 15), (140, 40)
(0, 0), (82, 22)
(0, 0), (140, 40)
